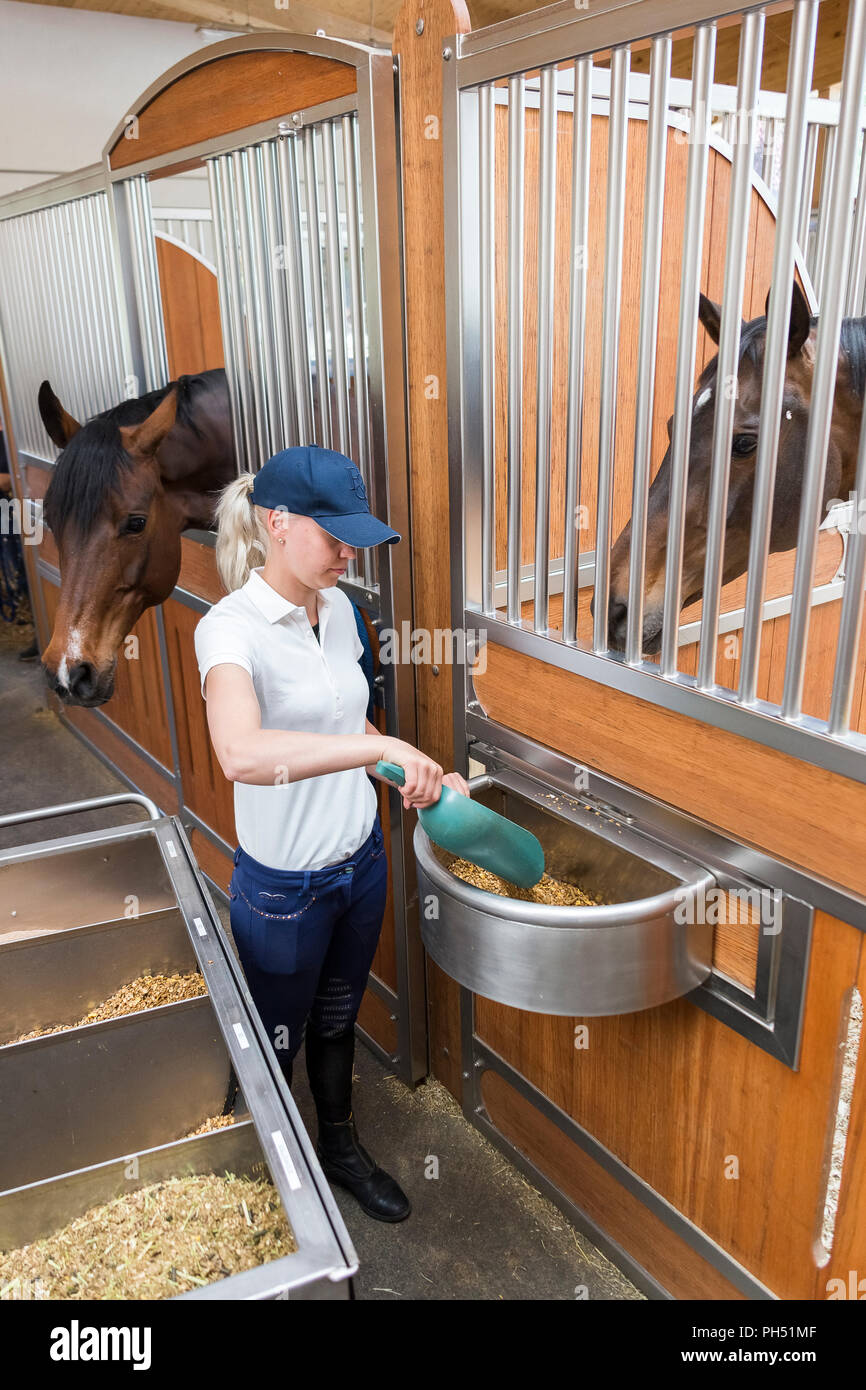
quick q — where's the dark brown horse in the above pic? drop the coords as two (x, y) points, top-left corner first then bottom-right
(39, 369), (235, 705)
(605, 281), (866, 652)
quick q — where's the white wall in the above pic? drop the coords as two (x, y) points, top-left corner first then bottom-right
(0, 1), (236, 196)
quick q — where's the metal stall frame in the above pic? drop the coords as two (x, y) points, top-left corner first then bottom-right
(0, 34), (427, 1087)
(442, 0), (866, 789)
(0, 793), (358, 1299)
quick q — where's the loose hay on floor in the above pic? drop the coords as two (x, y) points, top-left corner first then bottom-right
(447, 857), (601, 907)
(4, 971), (208, 1045)
(0, 1172), (296, 1300)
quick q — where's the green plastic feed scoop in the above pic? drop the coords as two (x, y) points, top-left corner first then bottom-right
(376, 761), (545, 889)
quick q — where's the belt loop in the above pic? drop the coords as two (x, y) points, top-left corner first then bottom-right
(234, 846), (242, 865)
(303, 870), (312, 891)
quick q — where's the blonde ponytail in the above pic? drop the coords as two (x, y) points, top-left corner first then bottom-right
(214, 472), (270, 592)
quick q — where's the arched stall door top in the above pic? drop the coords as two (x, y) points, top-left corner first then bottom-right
(104, 34), (385, 174)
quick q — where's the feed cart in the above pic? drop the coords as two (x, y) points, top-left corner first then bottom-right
(0, 793), (358, 1300)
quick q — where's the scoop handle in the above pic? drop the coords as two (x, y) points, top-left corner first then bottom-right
(376, 760), (406, 787)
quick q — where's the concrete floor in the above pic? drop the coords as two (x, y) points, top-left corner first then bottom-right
(0, 607), (641, 1301)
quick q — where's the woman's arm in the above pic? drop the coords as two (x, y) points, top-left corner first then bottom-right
(204, 663), (443, 805)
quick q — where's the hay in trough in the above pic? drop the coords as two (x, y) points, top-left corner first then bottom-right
(0, 1172), (296, 1299)
(448, 857), (601, 907)
(5, 971), (207, 1045)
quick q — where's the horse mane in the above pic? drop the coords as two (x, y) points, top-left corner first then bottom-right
(698, 309), (866, 401)
(43, 374), (211, 540)
(839, 317), (866, 399)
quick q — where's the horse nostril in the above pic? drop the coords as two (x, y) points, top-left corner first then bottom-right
(67, 662), (97, 702)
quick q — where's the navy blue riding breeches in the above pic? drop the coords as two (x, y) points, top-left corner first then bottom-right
(228, 813), (388, 1069)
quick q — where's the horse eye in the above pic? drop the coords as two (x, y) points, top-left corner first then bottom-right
(731, 434), (758, 457)
(120, 515), (147, 536)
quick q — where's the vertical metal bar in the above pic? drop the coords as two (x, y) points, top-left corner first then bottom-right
(506, 74), (525, 625)
(260, 140), (297, 451)
(534, 64), (558, 634)
(783, 0), (866, 717)
(44, 206), (84, 423)
(302, 126), (331, 448)
(845, 131), (866, 317)
(828, 400), (866, 734)
(479, 82), (496, 617)
(697, 10), (765, 689)
(798, 122), (819, 255)
(247, 144), (282, 456)
(277, 134), (315, 446)
(739, 0), (819, 703)
(829, 516), (866, 732)
(592, 44), (629, 653)
(563, 57), (592, 646)
(84, 195), (121, 408)
(343, 114), (370, 485)
(625, 34), (671, 664)
(123, 180), (154, 391)
(236, 148), (271, 462)
(62, 201), (101, 416)
(322, 120), (351, 459)
(813, 123), (837, 301)
(4, 218), (40, 451)
(138, 176), (169, 388)
(95, 194), (128, 397)
(661, 24), (717, 675)
(206, 156), (246, 473)
(219, 155), (257, 470)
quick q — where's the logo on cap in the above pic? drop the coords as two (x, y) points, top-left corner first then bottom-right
(345, 462), (368, 505)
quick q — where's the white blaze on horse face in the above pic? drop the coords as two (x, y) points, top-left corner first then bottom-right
(694, 385), (713, 416)
(57, 624), (84, 691)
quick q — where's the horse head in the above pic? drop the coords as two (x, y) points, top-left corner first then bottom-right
(602, 279), (863, 654)
(39, 383), (188, 706)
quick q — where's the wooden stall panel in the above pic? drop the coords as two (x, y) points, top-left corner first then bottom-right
(155, 237), (224, 378)
(109, 50), (358, 171)
(475, 911), (864, 1299)
(480, 1069), (746, 1300)
(178, 536), (225, 605)
(161, 595), (235, 845)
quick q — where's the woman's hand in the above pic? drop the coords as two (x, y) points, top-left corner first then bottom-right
(379, 738), (443, 809)
(442, 771), (471, 797)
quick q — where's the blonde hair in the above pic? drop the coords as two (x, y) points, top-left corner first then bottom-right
(214, 472), (272, 592)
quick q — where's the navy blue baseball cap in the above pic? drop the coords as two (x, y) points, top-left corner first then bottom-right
(251, 445), (400, 547)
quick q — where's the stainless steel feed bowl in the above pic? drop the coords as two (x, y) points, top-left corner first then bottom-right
(414, 772), (716, 1016)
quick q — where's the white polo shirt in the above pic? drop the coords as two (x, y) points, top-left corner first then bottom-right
(193, 566), (377, 871)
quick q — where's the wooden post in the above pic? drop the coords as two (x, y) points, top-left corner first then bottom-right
(393, 0), (470, 1101)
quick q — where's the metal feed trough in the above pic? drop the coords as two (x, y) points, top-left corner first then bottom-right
(0, 793), (358, 1300)
(415, 766), (716, 1016)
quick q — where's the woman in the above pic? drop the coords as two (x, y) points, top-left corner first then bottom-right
(194, 444), (469, 1224)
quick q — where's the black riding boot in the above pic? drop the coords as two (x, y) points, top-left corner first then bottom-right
(305, 1028), (410, 1222)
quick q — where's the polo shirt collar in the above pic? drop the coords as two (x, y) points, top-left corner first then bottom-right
(245, 567), (335, 624)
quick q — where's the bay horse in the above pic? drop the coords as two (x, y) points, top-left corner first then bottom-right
(605, 281), (866, 653)
(39, 369), (235, 705)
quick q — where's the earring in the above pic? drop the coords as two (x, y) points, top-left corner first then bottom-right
(278, 537), (286, 546)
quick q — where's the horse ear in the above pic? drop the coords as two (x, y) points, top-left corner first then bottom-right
(38, 381), (81, 449)
(119, 386), (178, 458)
(698, 294), (722, 344)
(763, 282), (811, 357)
(787, 281), (811, 356)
